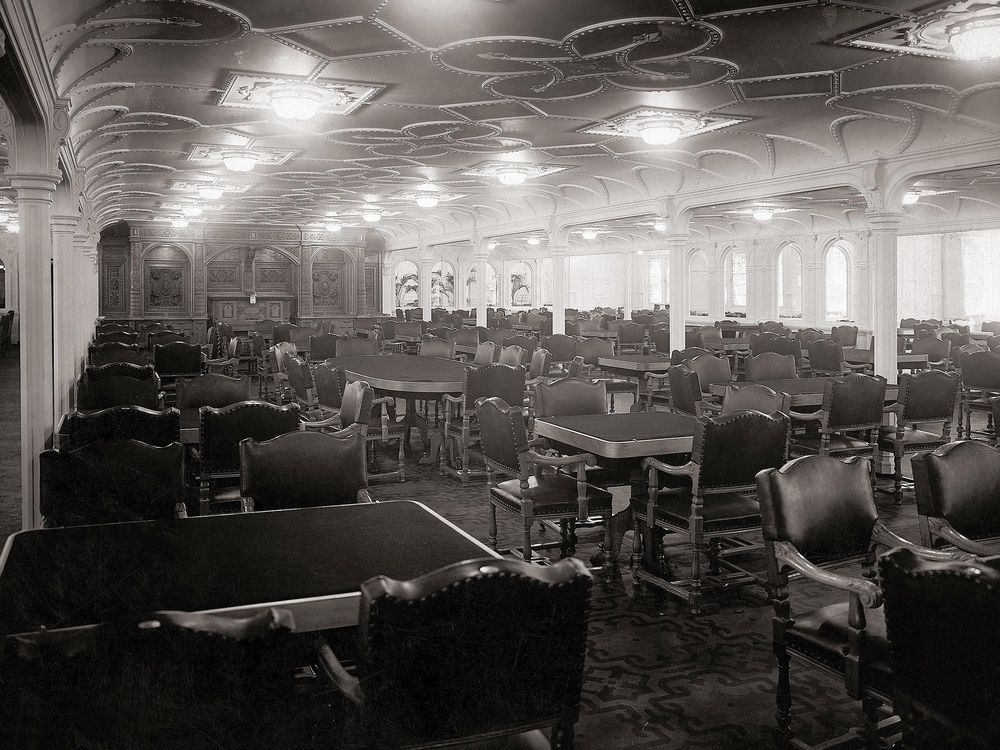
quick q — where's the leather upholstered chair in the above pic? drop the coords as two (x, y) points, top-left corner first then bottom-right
(240, 424), (371, 511)
(910, 335), (951, 370)
(577, 337), (638, 412)
(878, 369), (960, 503)
(745, 352), (797, 381)
(880, 548), (1000, 749)
(911, 440), (1000, 554)
(633, 409), (790, 613)
(719, 384), (791, 415)
(316, 557), (592, 750)
(498, 344), (525, 367)
(617, 322), (645, 353)
(477, 397), (612, 565)
(831, 325), (859, 347)
(54, 405), (180, 451)
(89, 341), (144, 367)
(650, 326), (670, 354)
(471, 340), (498, 365)
(418, 336), (455, 359)
(312, 361), (346, 420)
(272, 322), (293, 343)
(78, 363), (163, 411)
(755, 455), (960, 746)
(176, 373), (252, 412)
(533, 377), (607, 420)
(685, 353), (732, 396)
(153, 341), (204, 405)
(670, 346), (714, 365)
(286, 324), (315, 354)
(263, 342), (297, 404)
(284, 355), (325, 419)
(760, 320), (787, 335)
(308, 333), (340, 361)
(540, 334), (579, 372)
(96, 321), (131, 335)
(427, 325), (454, 340)
(807, 339), (867, 377)
(523, 347), (552, 422)
(196, 401), (301, 508)
(666, 364), (707, 418)
(442, 364), (526, 485)
(335, 336), (379, 357)
(41, 439), (187, 526)
(147, 330), (185, 351)
(93, 329), (138, 345)
(789, 374), (887, 471)
(564, 319), (580, 336)
(958, 350), (1000, 438)
(205, 336), (243, 377)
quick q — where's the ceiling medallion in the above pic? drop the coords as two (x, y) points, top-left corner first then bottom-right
(459, 160), (574, 183)
(391, 190), (467, 205)
(187, 144), (298, 168)
(218, 72), (384, 116)
(580, 108), (749, 144)
(170, 180), (250, 195)
(222, 150), (259, 172)
(196, 185), (225, 200)
(947, 11), (1000, 59)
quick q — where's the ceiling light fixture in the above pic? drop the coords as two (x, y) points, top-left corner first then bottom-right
(197, 185), (225, 200)
(416, 195), (439, 208)
(639, 118), (685, 146)
(902, 191), (921, 205)
(949, 14), (1000, 60)
(0, 212), (9, 225)
(325, 221), (342, 232)
(487, 241), (497, 250)
(268, 83), (326, 121)
(5, 222), (18, 233)
(653, 220), (667, 232)
(221, 149), (259, 172)
(752, 208), (774, 222)
(182, 205), (203, 217)
(361, 208), (382, 223)
(497, 168), (528, 186)
(581, 229), (597, 240)
(636, 249), (644, 255)
(171, 218), (189, 228)
(527, 237), (540, 246)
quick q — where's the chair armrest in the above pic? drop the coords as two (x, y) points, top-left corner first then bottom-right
(772, 540), (882, 608)
(314, 635), (362, 705)
(843, 362), (870, 372)
(644, 371), (670, 383)
(788, 409), (824, 421)
(371, 396), (395, 409)
(872, 522), (972, 561)
(442, 394), (465, 405)
(702, 401), (722, 414)
(524, 449), (595, 469)
(525, 437), (547, 450)
(643, 457), (697, 477)
(926, 517), (994, 557)
(302, 415), (343, 429)
(357, 488), (375, 504)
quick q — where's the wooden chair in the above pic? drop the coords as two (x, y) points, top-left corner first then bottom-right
(418, 336), (455, 359)
(807, 339), (868, 377)
(540, 334), (579, 373)
(831, 325), (859, 347)
(958, 350), (1000, 438)
(335, 336), (379, 357)
(650, 326), (670, 354)
(442, 363), (526, 485)
(254, 318), (277, 339)
(205, 336), (243, 377)
(477, 396), (612, 565)
(912, 440), (1000, 555)
(497, 344), (525, 366)
(240, 424), (372, 511)
(94, 330), (138, 346)
(878, 369), (960, 503)
(756, 454), (960, 747)
(78, 363), (163, 411)
(577, 337), (638, 412)
(41, 439), (187, 525)
(881, 548), (1000, 749)
(54, 405), (180, 451)
(271, 322), (294, 343)
(196, 401), (301, 508)
(719, 384), (791, 415)
(471, 340), (498, 365)
(634, 409), (791, 613)
(263, 342), (297, 403)
(312, 361), (346, 420)
(501, 334), (537, 362)
(910, 335), (951, 370)
(89, 341), (144, 367)
(670, 346), (715, 365)
(147, 330), (185, 352)
(685, 353), (732, 397)
(154, 341), (204, 405)
(176, 373), (253, 413)
(666, 364), (707, 417)
(745, 352), (797, 381)
(308, 332), (340, 361)
(617, 322), (646, 353)
(283, 355), (324, 419)
(316, 557), (592, 750)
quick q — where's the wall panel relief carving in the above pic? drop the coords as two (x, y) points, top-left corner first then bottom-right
(256, 262), (292, 291)
(102, 262), (126, 314)
(207, 263), (241, 290)
(312, 264), (344, 312)
(145, 265), (186, 310)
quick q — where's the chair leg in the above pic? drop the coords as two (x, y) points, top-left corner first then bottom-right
(488, 502), (498, 550)
(893, 452), (903, 504)
(862, 696), (880, 748)
(707, 537), (720, 575)
(397, 432), (406, 482)
(689, 504), (704, 614)
(775, 646), (792, 747)
(460, 428), (470, 486)
(523, 518), (533, 562)
(558, 519), (569, 558)
(567, 519), (577, 557)
(608, 391), (616, 413)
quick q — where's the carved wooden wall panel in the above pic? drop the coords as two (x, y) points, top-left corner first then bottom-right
(144, 264), (188, 313)
(101, 261), (127, 315)
(312, 263), (345, 313)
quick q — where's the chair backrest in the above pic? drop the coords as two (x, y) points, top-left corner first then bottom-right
(528, 347), (551, 379)
(254, 319), (277, 336)
(176, 374), (252, 410)
(272, 322), (293, 343)
(40, 440), (186, 526)
(823, 373), (887, 431)
(356, 557), (592, 749)
(941, 330), (970, 348)
(960, 350), (1000, 388)
(900, 317), (920, 328)
(56, 406), (180, 451)
(476, 397), (529, 476)
(287, 325), (314, 351)
(540, 334), (578, 362)
(880, 548), (1000, 746)
(395, 321), (425, 338)
(721, 384), (791, 415)
(96, 322), (131, 334)
(419, 336), (455, 359)
(695, 326), (723, 347)
(94, 330), (138, 346)
(564, 320), (580, 336)
(89, 341), (144, 367)
(577, 337), (614, 366)
(650, 327), (670, 353)
(912, 441), (1000, 541)
(746, 352), (797, 381)
(670, 346), (713, 365)
(830, 325), (858, 346)
(692, 410), (790, 492)
(500, 335), (536, 358)
(473, 341), (498, 366)
(308, 333), (340, 360)
(284, 355), (316, 406)
(911, 335), (951, 361)
(240, 425), (367, 511)
(796, 328), (824, 346)
(338, 379), (374, 429)
(757, 455), (878, 562)
(313, 362), (347, 409)
(78, 366), (161, 411)
(981, 321), (1000, 334)
(667, 364), (702, 417)
(807, 339), (843, 373)
(449, 327), (480, 348)
(617, 322), (645, 345)
(465, 364), (526, 407)
(749, 332), (783, 355)
(427, 326), (454, 340)
(759, 320), (786, 334)
(533, 378), (607, 418)
(199, 401), (301, 475)
(896, 369), (960, 424)
(147, 330), (185, 351)
(333, 336), (377, 357)
(377, 318), (396, 340)
(405, 307), (424, 322)
(497, 344), (524, 367)
(153, 341), (203, 376)
(686, 353), (732, 392)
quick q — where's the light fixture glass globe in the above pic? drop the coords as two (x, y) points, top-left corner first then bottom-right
(497, 168), (528, 186)
(197, 185), (224, 200)
(325, 221), (342, 232)
(752, 208), (774, 222)
(222, 150), (258, 172)
(416, 195), (439, 208)
(581, 229), (597, 240)
(640, 120), (684, 146)
(182, 205), (203, 217)
(527, 237), (540, 246)
(171, 218), (189, 228)
(950, 17), (1000, 60)
(269, 84), (325, 120)
(5, 222), (18, 233)
(902, 191), (921, 206)
(362, 209), (382, 223)
(653, 220), (667, 232)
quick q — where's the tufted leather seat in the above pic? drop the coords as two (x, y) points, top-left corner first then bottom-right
(629, 490), (759, 533)
(493, 473), (612, 516)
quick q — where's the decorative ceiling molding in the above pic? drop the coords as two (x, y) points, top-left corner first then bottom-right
(458, 160), (574, 180)
(579, 107), (749, 142)
(217, 72), (384, 115)
(186, 144), (298, 166)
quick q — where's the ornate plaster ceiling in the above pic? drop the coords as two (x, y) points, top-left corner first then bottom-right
(27, 0), (1000, 241)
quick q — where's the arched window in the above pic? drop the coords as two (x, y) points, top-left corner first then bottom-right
(723, 249), (747, 317)
(648, 255), (669, 306)
(688, 250), (711, 317)
(509, 261), (532, 307)
(465, 263), (498, 307)
(777, 244), (803, 319)
(825, 243), (851, 321)
(431, 261), (455, 308)
(393, 260), (420, 308)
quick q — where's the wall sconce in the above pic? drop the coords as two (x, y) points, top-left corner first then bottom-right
(250, 292), (257, 305)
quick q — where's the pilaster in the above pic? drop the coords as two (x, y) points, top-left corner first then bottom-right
(867, 213), (903, 380)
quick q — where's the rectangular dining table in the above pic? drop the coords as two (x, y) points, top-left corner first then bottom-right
(842, 348), (928, 369)
(710, 377), (899, 407)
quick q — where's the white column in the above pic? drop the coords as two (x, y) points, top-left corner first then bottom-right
(474, 253), (489, 325)
(11, 172), (60, 530)
(498, 259), (511, 312)
(623, 252), (634, 320)
(868, 214), (903, 380)
(51, 214), (77, 420)
(550, 245), (567, 335)
(381, 258), (393, 314)
(418, 257), (433, 322)
(801, 235), (821, 326)
(668, 234), (689, 354)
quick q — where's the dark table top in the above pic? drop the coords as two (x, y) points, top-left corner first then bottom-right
(711, 377), (899, 406)
(598, 354), (672, 372)
(331, 354), (469, 394)
(0, 501), (495, 635)
(534, 412), (698, 458)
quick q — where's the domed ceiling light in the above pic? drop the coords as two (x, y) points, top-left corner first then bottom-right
(639, 118), (685, 146)
(269, 83), (326, 121)
(581, 228), (598, 240)
(171, 218), (189, 228)
(527, 236), (541, 246)
(325, 221), (342, 232)
(949, 13), (1000, 60)
(361, 208), (382, 223)
(416, 195), (439, 208)
(653, 219), (667, 232)
(197, 184), (225, 200)
(902, 190), (921, 205)
(222, 150), (259, 173)
(487, 241), (497, 250)
(182, 205), (203, 217)
(752, 208), (774, 222)
(497, 167), (528, 186)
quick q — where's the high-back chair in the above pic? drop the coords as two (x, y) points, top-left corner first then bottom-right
(335, 336), (379, 357)
(94, 330), (138, 346)
(176, 373), (253, 413)
(830, 325), (858, 347)
(472, 340), (498, 366)
(442, 363), (526, 485)
(720, 384), (791, 415)
(666, 364), (706, 418)
(958, 350), (1000, 437)
(533, 377), (607, 419)
(755, 454), (957, 745)
(577, 337), (637, 413)
(205, 336), (243, 377)
(78, 363), (162, 411)
(807, 339), (867, 377)
(284, 355), (323, 419)
(54, 405), (180, 452)
(910, 335), (952, 369)
(197, 401), (301, 508)
(878, 369), (960, 503)
(286, 324), (314, 354)
(650, 327), (670, 354)
(497, 344), (524, 367)
(617, 322), (646, 353)
(540, 334), (578, 370)
(272, 322), (293, 343)
(316, 557), (592, 749)
(745, 352), (797, 381)
(312, 361), (347, 419)
(89, 341), (144, 367)
(240, 424), (370, 511)
(634, 409), (791, 613)
(477, 397), (612, 565)
(418, 336), (455, 359)
(154, 341), (204, 405)
(308, 333), (340, 361)
(685, 353), (732, 396)
(670, 346), (714, 365)
(41, 439), (187, 525)
(147, 330), (184, 351)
